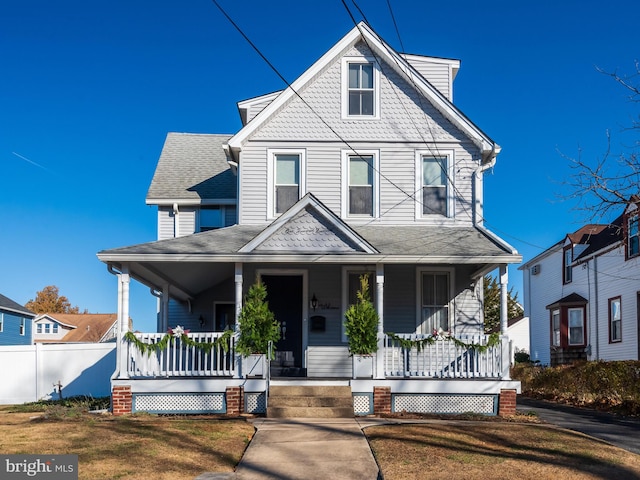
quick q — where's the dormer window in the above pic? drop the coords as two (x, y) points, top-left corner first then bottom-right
(342, 57), (379, 119)
(628, 213), (639, 258)
(563, 246), (573, 284)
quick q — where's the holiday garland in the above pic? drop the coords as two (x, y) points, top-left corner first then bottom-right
(386, 330), (501, 354)
(124, 326), (234, 356)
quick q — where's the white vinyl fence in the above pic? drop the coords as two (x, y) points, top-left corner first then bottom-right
(0, 343), (116, 404)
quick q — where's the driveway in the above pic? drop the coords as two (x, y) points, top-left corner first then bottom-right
(518, 397), (640, 455)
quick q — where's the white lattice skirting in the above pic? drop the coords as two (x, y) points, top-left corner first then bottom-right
(353, 394), (373, 415)
(246, 392), (266, 414)
(393, 394), (497, 415)
(133, 393), (226, 414)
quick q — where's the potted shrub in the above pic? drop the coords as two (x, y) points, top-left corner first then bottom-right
(236, 279), (281, 377)
(344, 274), (379, 378)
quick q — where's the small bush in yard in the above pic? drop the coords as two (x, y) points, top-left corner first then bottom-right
(512, 360), (640, 416)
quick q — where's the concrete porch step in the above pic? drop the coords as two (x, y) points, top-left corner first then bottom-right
(267, 406), (355, 418)
(267, 385), (354, 418)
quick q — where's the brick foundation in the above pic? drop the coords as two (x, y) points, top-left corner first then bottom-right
(498, 389), (517, 416)
(373, 386), (391, 415)
(112, 385), (132, 416)
(226, 386), (245, 415)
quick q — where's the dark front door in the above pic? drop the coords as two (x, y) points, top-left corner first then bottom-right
(262, 274), (304, 376)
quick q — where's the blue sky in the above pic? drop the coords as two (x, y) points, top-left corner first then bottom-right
(2, 1), (638, 332)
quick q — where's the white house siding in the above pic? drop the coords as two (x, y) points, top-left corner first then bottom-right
(587, 246), (639, 361)
(524, 246), (562, 365)
(402, 54), (454, 101)
(157, 206), (197, 239)
(239, 140), (478, 225)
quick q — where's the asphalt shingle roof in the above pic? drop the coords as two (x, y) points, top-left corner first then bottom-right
(146, 133), (236, 202)
(0, 293), (35, 317)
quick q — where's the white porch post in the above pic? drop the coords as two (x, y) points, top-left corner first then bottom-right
(499, 264), (511, 379)
(499, 264), (508, 335)
(234, 262), (243, 379)
(161, 284), (170, 332)
(375, 263), (385, 379)
(116, 265), (131, 380)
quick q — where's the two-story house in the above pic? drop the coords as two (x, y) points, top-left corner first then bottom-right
(521, 199), (640, 365)
(0, 293), (35, 345)
(98, 22), (521, 416)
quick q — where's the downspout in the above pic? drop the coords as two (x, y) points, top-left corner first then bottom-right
(473, 145), (498, 226)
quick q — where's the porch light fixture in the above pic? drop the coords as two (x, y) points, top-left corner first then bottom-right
(311, 293), (318, 311)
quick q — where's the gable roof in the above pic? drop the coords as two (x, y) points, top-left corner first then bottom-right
(146, 133), (236, 205)
(239, 193), (377, 254)
(35, 313), (118, 343)
(225, 21), (499, 163)
(0, 293), (35, 317)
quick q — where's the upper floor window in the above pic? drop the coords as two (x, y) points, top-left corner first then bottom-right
(19, 318), (25, 336)
(609, 296), (622, 343)
(563, 247), (573, 284)
(342, 150), (379, 218)
(419, 270), (451, 334)
(422, 155), (448, 216)
(44, 323), (50, 334)
(53, 323), (58, 334)
(0, 313), (3, 333)
(37, 323), (42, 334)
(628, 214), (639, 258)
(267, 149), (305, 218)
(199, 206), (224, 232)
(342, 57), (379, 119)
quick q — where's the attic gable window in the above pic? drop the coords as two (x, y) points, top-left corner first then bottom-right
(342, 57), (379, 119)
(628, 213), (639, 258)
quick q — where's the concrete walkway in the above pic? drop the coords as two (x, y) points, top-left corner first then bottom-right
(196, 417), (381, 480)
(518, 397), (640, 455)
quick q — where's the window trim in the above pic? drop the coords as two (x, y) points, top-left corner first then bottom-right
(415, 149), (455, 219)
(567, 307), (585, 346)
(341, 149), (380, 219)
(416, 267), (454, 335)
(19, 318), (25, 336)
(627, 212), (639, 259)
(563, 246), (573, 284)
(267, 148), (306, 220)
(341, 56), (380, 120)
(609, 296), (622, 343)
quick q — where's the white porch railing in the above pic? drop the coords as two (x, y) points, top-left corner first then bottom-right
(127, 332), (235, 378)
(384, 333), (508, 379)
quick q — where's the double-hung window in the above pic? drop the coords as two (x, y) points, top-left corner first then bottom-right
(268, 149), (305, 218)
(0, 313), (4, 333)
(19, 318), (25, 336)
(343, 151), (379, 218)
(568, 308), (584, 346)
(416, 150), (452, 218)
(563, 247), (573, 284)
(628, 214), (639, 258)
(551, 310), (561, 347)
(419, 271), (450, 334)
(342, 57), (379, 119)
(44, 323), (50, 334)
(609, 297), (622, 343)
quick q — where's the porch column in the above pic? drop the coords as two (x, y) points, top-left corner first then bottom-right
(234, 263), (243, 379)
(161, 284), (170, 332)
(499, 264), (508, 335)
(375, 264), (385, 380)
(116, 265), (131, 380)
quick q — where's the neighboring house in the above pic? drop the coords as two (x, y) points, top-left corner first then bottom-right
(521, 199), (640, 365)
(0, 294), (35, 345)
(98, 22), (522, 416)
(33, 314), (119, 343)
(506, 315), (530, 363)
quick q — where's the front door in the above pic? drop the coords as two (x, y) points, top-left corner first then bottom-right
(262, 274), (304, 376)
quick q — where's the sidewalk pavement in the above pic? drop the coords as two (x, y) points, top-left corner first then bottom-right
(196, 417), (382, 480)
(517, 397), (640, 455)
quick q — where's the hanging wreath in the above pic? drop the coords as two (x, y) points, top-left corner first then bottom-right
(386, 330), (501, 354)
(124, 326), (234, 356)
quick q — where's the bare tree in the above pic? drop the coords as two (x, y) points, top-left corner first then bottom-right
(563, 62), (640, 222)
